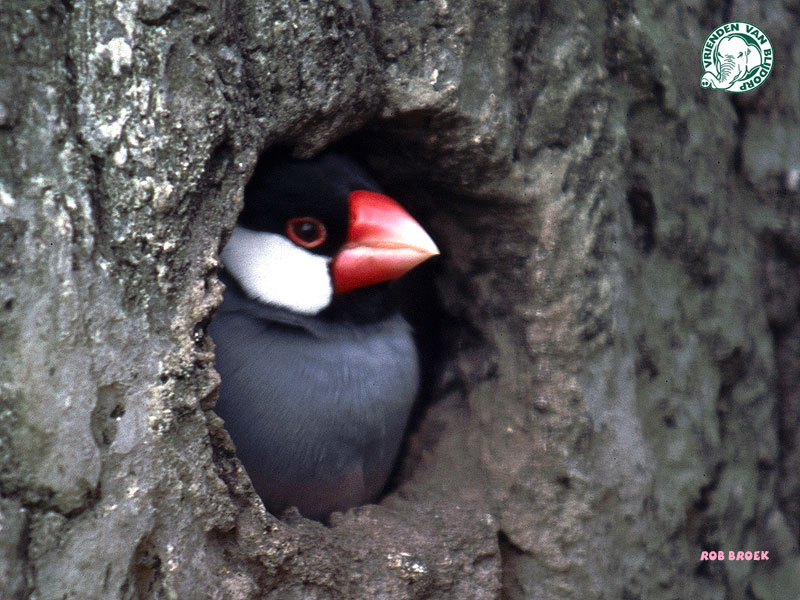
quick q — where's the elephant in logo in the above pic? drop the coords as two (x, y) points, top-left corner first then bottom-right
(701, 34), (762, 89)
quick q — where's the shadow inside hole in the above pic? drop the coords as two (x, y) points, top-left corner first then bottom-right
(382, 256), (447, 497)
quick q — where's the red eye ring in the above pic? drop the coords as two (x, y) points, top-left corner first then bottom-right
(286, 217), (327, 249)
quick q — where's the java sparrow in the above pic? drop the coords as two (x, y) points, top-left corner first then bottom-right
(209, 151), (439, 520)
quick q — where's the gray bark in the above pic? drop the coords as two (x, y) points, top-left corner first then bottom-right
(1, 0), (798, 598)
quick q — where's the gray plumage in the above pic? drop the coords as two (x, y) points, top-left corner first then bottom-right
(210, 275), (419, 520)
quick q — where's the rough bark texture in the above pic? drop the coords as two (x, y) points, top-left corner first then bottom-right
(1, 0), (798, 598)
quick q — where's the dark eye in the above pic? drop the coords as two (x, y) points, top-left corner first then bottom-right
(286, 217), (327, 249)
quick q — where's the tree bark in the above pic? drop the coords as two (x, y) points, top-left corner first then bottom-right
(1, 0), (798, 598)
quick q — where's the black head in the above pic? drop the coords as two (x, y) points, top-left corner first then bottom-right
(220, 149), (438, 319)
(239, 151), (382, 258)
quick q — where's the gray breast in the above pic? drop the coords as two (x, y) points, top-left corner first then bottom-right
(209, 286), (419, 518)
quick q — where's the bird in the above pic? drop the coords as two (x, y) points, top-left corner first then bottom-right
(209, 150), (439, 521)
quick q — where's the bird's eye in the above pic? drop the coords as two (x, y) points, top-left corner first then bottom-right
(286, 217), (327, 249)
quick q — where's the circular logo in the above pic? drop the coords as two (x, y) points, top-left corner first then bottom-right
(700, 22), (773, 92)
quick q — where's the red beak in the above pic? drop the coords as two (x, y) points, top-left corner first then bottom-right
(331, 190), (439, 294)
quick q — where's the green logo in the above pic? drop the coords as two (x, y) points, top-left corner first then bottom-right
(700, 22), (773, 92)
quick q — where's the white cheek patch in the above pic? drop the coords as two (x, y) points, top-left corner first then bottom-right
(221, 226), (333, 315)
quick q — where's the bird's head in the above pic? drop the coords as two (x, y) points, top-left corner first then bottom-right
(221, 152), (439, 316)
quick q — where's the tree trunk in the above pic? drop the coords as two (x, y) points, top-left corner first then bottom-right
(1, 0), (798, 598)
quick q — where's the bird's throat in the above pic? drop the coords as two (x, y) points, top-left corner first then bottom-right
(320, 282), (399, 324)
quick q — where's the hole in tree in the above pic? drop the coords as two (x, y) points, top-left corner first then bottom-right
(210, 134), (447, 522)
